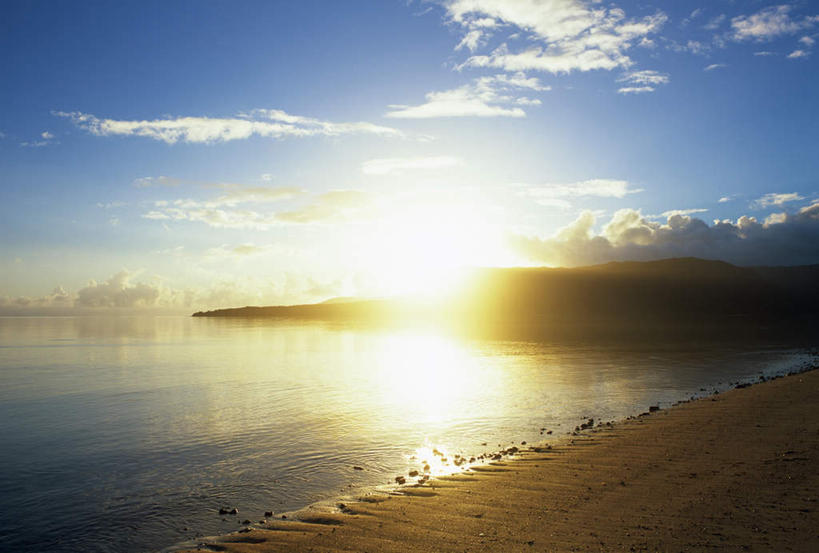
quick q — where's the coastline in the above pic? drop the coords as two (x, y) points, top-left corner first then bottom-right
(177, 363), (819, 553)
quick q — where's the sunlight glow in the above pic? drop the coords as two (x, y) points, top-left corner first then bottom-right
(358, 199), (517, 299)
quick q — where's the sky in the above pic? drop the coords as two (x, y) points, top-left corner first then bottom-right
(1, 0), (818, 313)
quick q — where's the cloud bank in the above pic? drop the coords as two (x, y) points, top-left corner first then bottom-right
(0, 269), (349, 314)
(511, 201), (819, 267)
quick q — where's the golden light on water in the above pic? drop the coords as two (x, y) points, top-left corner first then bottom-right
(367, 331), (512, 480)
(372, 332), (488, 424)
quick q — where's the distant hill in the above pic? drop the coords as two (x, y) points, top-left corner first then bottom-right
(192, 258), (819, 328)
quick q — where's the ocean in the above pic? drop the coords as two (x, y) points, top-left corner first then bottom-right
(0, 315), (813, 553)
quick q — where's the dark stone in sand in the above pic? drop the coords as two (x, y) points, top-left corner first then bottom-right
(409, 470), (419, 477)
(281, 514), (287, 519)
(264, 511), (273, 517)
(649, 405), (660, 412)
(521, 441), (527, 445)
(242, 519), (251, 525)
(353, 466), (364, 470)
(395, 476), (406, 484)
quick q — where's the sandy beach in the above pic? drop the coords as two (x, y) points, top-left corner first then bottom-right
(182, 366), (819, 553)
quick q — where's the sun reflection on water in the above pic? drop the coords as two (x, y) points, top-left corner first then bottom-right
(371, 331), (491, 426)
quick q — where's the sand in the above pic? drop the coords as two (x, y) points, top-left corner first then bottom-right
(181, 367), (819, 553)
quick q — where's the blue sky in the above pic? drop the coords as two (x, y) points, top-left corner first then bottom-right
(1, 0), (818, 312)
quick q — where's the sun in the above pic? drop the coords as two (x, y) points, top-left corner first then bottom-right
(357, 199), (516, 299)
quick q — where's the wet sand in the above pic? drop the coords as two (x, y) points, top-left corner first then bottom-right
(182, 367), (819, 553)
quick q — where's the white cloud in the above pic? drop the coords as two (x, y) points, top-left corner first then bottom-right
(20, 130), (56, 148)
(660, 208), (708, 218)
(718, 196), (733, 203)
(385, 72), (548, 119)
(361, 156), (463, 175)
(619, 69), (670, 85)
(523, 178), (642, 207)
(704, 63), (727, 71)
(683, 40), (710, 55)
(172, 186), (302, 209)
(142, 186), (303, 229)
(456, 29), (484, 52)
(275, 190), (375, 224)
(510, 201), (819, 267)
(261, 173), (274, 182)
(97, 201), (126, 209)
(754, 50), (775, 56)
(787, 49), (809, 58)
(682, 8), (703, 27)
(731, 5), (818, 41)
(616, 69), (669, 94)
(133, 175), (181, 187)
(143, 187), (372, 229)
(800, 36), (816, 46)
(703, 14), (726, 31)
(204, 243), (271, 258)
(753, 192), (805, 208)
(617, 87), (654, 95)
(55, 109), (401, 144)
(447, 0), (667, 75)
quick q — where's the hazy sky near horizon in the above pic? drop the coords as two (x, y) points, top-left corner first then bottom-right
(2, 0), (818, 311)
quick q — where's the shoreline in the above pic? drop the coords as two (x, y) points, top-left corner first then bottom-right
(176, 362), (819, 553)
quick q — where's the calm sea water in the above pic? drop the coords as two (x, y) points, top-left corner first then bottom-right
(0, 316), (814, 553)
